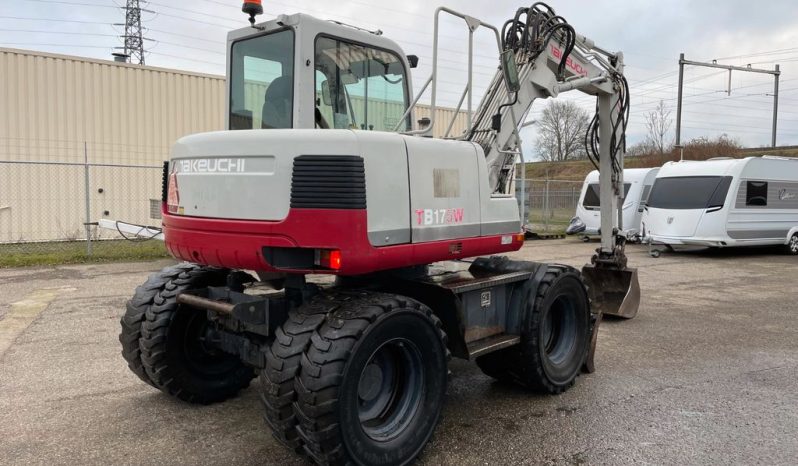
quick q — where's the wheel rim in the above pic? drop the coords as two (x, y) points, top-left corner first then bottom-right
(790, 235), (798, 253)
(541, 295), (578, 366)
(180, 312), (234, 377)
(357, 338), (424, 442)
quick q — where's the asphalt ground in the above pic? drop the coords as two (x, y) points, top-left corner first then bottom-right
(1, 239), (796, 465)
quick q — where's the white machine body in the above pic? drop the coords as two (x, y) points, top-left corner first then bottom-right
(170, 129), (521, 246)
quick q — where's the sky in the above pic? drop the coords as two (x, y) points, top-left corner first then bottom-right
(3, 0), (798, 158)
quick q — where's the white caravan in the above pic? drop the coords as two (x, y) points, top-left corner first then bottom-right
(642, 156), (798, 253)
(568, 168), (659, 240)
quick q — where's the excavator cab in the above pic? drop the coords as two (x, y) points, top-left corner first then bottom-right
(226, 13), (414, 132)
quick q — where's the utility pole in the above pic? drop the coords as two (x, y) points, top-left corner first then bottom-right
(675, 54), (781, 148)
(675, 53), (685, 148)
(772, 64), (780, 148)
(114, 0), (153, 65)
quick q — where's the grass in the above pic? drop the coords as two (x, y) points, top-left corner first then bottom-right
(0, 239), (171, 268)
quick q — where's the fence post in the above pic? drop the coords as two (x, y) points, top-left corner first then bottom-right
(84, 142), (92, 256)
(543, 178), (550, 232)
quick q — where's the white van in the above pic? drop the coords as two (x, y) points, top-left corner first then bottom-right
(642, 156), (798, 254)
(568, 168), (659, 241)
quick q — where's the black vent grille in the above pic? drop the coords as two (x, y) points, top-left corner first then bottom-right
(291, 155), (366, 209)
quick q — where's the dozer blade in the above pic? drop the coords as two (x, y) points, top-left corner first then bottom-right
(581, 264), (640, 319)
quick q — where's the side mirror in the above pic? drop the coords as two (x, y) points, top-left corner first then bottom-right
(407, 55), (419, 68)
(501, 50), (521, 93)
(321, 80), (332, 106)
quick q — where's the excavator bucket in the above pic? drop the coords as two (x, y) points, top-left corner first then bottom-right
(581, 264), (640, 319)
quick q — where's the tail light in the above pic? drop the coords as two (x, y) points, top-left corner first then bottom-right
(167, 172), (180, 214)
(316, 249), (342, 270)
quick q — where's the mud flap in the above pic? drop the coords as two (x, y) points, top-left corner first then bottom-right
(580, 265), (641, 373)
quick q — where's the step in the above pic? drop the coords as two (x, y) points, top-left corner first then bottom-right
(467, 334), (521, 359)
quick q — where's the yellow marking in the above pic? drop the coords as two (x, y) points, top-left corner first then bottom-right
(0, 287), (75, 358)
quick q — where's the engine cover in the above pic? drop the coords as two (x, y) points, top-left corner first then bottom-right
(162, 129), (523, 274)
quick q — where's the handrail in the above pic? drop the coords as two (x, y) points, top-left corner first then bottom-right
(403, 7), (504, 136)
(392, 76), (431, 132)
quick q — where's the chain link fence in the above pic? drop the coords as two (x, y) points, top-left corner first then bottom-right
(516, 179), (583, 233)
(0, 139), (167, 264)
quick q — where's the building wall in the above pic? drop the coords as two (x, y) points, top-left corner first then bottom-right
(0, 49), (226, 166)
(0, 48), (469, 242)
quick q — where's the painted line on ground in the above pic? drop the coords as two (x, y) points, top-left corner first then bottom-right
(0, 286), (76, 358)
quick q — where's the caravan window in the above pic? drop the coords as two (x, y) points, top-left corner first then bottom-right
(638, 185), (653, 212)
(647, 176), (732, 210)
(746, 181), (768, 206)
(583, 183), (631, 209)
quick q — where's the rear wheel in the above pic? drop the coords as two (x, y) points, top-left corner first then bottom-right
(134, 263), (255, 404)
(120, 263), (222, 387)
(787, 233), (798, 255)
(477, 265), (590, 394)
(292, 292), (448, 465)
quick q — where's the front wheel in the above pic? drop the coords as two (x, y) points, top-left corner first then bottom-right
(477, 265), (590, 394)
(292, 292), (448, 466)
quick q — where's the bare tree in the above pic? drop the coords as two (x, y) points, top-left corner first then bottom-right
(535, 101), (590, 161)
(626, 141), (656, 157)
(645, 100), (673, 154)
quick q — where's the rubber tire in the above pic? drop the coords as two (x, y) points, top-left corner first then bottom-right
(260, 296), (330, 452)
(135, 263), (255, 404)
(476, 265), (590, 394)
(119, 267), (188, 387)
(786, 233), (798, 255)
(291, 291), (448, 466)
(121, 263), (214, 386)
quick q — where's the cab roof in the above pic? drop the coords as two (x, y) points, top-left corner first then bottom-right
(226, 13), (409, 60)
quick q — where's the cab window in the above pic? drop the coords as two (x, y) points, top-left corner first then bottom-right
(230, 30), (294, 130)
(314, 36), (409, 131)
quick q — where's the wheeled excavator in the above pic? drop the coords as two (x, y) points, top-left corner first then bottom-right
(120, 2), (640, 464)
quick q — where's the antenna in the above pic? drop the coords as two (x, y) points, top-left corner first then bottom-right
(114, 0), (153, 65)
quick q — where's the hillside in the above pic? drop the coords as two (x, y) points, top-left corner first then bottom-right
(523, 145), (798, 181)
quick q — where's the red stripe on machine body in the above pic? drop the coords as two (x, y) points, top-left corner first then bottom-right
(162, 206), (523, 275)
